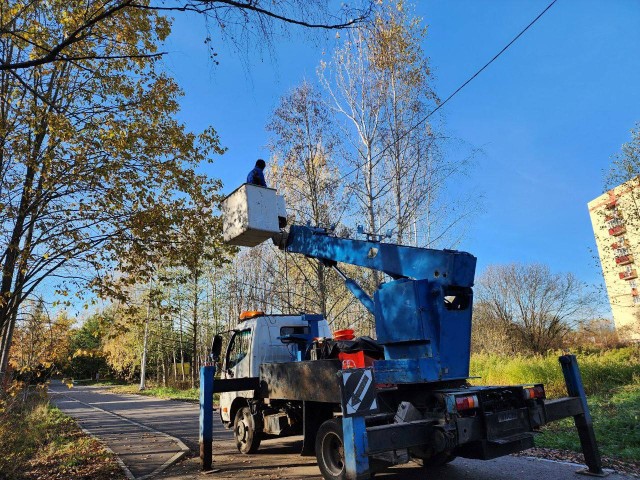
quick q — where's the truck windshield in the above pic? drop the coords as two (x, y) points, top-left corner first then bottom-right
(227, 329), (251, 369)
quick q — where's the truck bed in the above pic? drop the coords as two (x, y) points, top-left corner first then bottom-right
(259, 359), (342, 403)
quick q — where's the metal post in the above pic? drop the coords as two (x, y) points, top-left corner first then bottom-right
(342, 415), (370, 480)
(559, 355), (606, 476)
(199, 365), (215, 471)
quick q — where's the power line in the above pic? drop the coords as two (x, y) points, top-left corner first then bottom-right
(335, 0), (559, 185)
(417, 0), (558, 128)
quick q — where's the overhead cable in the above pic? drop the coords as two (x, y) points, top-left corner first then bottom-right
(334, 0), (559, 185)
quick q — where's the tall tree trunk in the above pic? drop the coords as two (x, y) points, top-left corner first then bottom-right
(366, 147), (381, 291)
(0, 162), (36, 333)
(172, 349), (177, 385)
(139, 286), (152, 390)
(177, 295), (185, 382)
(0, 84), (53, 335)
(155, 344), (160, 384)
(191, 269), (199, 388)
(317, 263), (327, 317)
(161, 352), (167, 387)
(0, 213), (36, 387)
(0, 313), (16, 387)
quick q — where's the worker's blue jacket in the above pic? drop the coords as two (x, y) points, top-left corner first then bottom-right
(247, 167), (267, 187)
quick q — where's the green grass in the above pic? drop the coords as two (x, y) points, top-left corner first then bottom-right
(72, 378), (125, 386)
(107, 384), (200, 401)
(470, 347), (640, 462)
(535, 385), (640, 461)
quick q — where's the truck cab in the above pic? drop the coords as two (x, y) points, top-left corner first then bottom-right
(219, 312), (332, 428)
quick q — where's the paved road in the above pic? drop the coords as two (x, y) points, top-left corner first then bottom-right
(49, 382), (193, 479)
(50, 383), (633, 480)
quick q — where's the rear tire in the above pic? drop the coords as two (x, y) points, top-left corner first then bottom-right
(234, 406), (262, 454)
(315, 418), (346, 480)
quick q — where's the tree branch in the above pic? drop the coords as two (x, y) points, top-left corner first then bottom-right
(134, 0), (371, 29)
(0, 1), (134, 71)
(58, 52), (167, 62)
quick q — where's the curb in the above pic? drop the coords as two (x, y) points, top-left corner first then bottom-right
(521, 456), (617, 476)
(50, 389), (190, 480)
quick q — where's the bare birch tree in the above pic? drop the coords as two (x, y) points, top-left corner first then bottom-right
(319, 1), (474, 250)
(475, 263), (597, 354)
(267, 81), (345, 317)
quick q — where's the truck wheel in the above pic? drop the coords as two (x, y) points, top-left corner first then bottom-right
(315, 418), (346, 480)
(234, 406), (262, 454)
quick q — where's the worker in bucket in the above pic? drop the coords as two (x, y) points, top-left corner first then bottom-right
(247, 159), (267, 187)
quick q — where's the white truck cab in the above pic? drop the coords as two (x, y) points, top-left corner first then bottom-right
(219, 312), (332, 426)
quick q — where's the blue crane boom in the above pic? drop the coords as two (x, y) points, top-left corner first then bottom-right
(281, 225), (477, 283)
(276, 224), (478, 383)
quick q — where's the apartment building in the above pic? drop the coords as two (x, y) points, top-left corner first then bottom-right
(588, 177), (640, 341)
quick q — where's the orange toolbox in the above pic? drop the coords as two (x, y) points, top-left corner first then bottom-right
(338, 351), (376, 369)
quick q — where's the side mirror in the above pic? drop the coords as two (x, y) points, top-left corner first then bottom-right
(211, 334), (223, 361)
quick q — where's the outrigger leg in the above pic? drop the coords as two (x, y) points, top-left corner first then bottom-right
(559, 355), (606, 477)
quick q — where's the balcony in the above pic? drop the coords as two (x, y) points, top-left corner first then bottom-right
(633, 288), (639, 297)
(609, 225), (627, 236)
(619, 270), (637, 281)
(615, 255), (634, 266)
(611, 239), (630, 250)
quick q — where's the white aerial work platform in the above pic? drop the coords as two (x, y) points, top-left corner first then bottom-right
(221, 183), (287, 247)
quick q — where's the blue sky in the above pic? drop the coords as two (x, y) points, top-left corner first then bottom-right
(160, 0), (640, 316)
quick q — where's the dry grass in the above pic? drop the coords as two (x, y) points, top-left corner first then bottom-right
(470, 347), (640, 397)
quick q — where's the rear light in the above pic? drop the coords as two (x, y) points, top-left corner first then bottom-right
(523, 385), (545, 400)
(455, 394), (479, 411)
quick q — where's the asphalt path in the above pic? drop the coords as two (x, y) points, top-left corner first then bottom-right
(49, 383), (633, 480)
(49, 381), (193, 479)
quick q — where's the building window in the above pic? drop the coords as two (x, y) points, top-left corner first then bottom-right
(633, 296), (640, 305)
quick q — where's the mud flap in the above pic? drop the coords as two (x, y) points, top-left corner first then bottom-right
(301, 401), (334, 456)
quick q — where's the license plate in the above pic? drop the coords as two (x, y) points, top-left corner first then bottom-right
(498, 411), (519, 423)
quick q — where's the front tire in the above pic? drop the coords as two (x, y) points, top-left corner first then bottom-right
(315, 418), (346, 480)
(233, 406), (262, 454)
